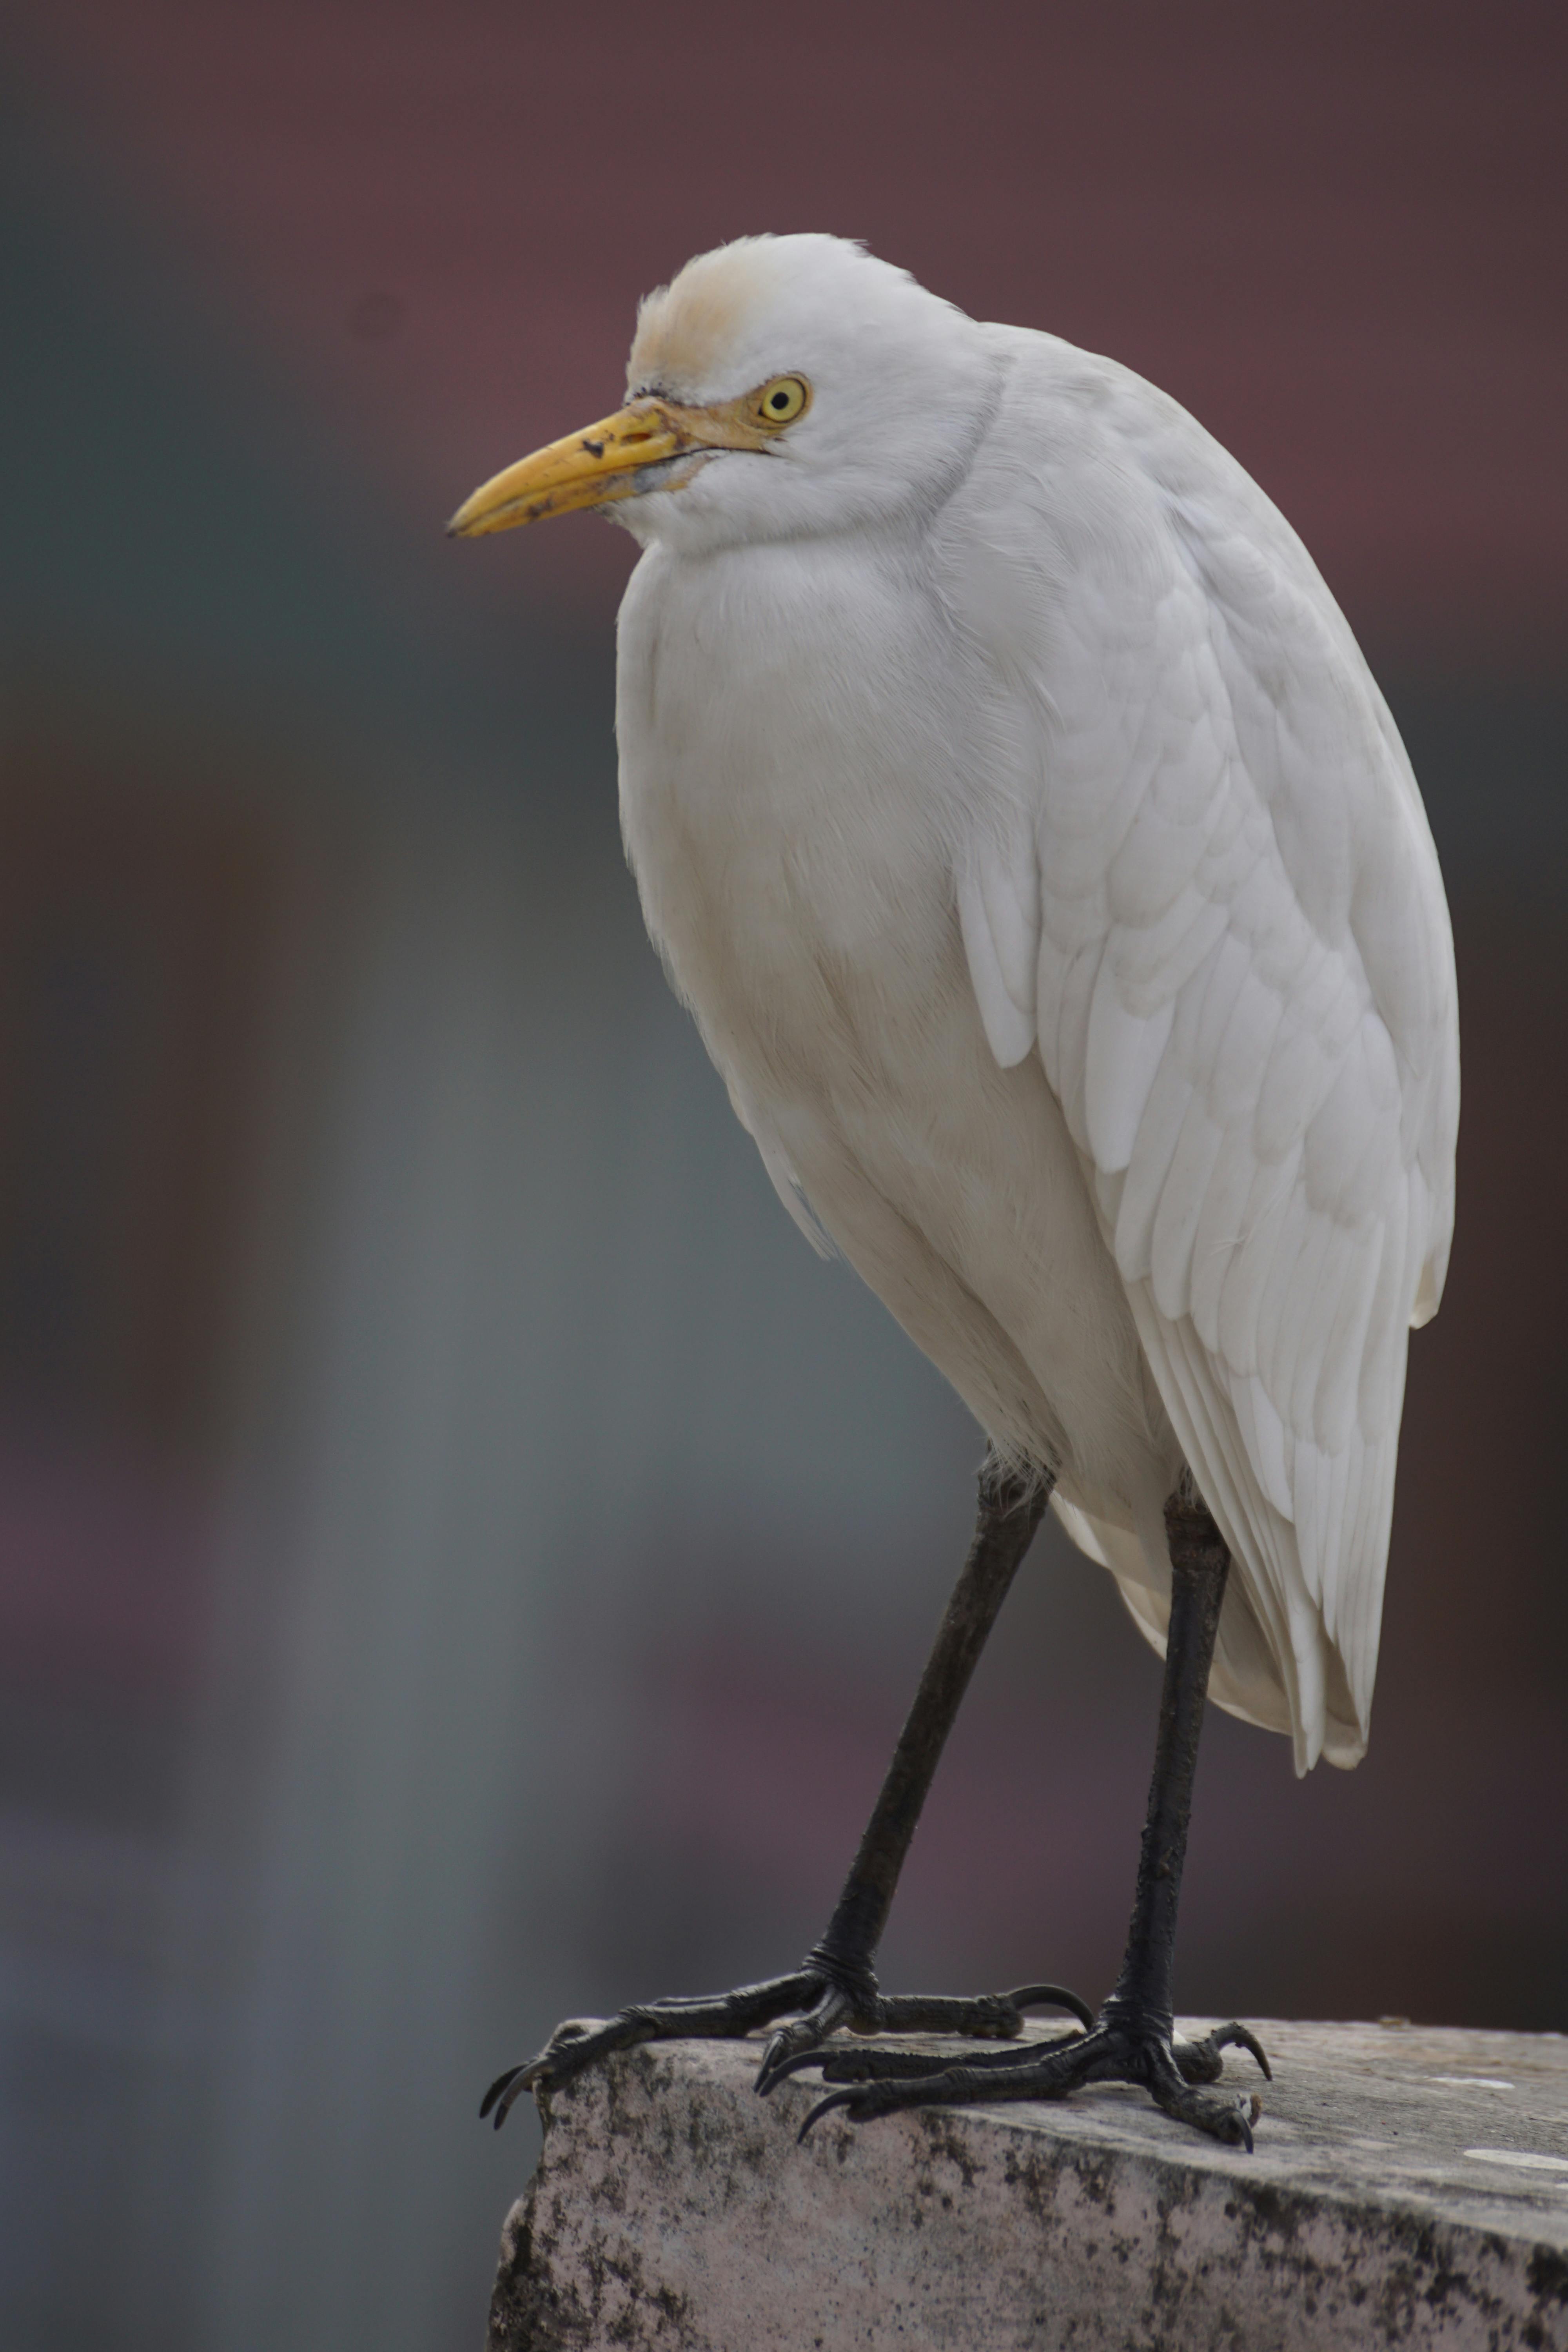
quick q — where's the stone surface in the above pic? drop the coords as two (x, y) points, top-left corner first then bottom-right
(487, 2019), (1568, 2351)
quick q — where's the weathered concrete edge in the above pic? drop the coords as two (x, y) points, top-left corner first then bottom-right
(486, 2044), (1568, 2352)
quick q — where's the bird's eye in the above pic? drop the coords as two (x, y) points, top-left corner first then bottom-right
(753, 375), (810, 428)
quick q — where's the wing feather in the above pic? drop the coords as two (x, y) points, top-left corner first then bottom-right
(944, 338), (1458, 1769)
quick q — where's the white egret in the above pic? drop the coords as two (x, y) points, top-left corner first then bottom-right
(453, 235), (1458, 2150)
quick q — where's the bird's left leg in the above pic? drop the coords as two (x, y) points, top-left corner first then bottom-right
(751, 1453), (1092, 2092)
(481, 1453), (1092, 2129)
(780, 1479), (1270, 2151)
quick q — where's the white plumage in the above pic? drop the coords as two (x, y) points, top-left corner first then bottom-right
(469, 233), (1459, 1779)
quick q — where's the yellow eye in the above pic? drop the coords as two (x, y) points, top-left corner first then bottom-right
(753, 375), (810, 429)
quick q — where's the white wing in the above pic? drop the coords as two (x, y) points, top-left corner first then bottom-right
(942, 332), (1459, 1771)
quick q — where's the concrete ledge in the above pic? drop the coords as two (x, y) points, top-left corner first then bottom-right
(488, 2019), (1568, 2351)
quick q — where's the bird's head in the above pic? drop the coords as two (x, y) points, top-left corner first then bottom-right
(448, 234), (997, 555)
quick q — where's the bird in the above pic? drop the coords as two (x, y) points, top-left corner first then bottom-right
(450, 233), (1459, 2152)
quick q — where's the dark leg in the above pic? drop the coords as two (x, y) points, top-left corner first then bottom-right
(790, 1479), (1270, 2150)
(481, 1453), (1092, 2129)
(753, 1454), (1081, 2090)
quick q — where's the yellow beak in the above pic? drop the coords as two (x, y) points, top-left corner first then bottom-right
(447, 393), (774, 537)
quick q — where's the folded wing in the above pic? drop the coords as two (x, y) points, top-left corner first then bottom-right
(944, 342), (1459, 1769)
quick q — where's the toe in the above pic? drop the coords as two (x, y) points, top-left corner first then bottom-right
(1212, 2022), (1272, 2080)
(755, 1985), (857, 2097)
(480, 2065), (524, 2121)
(797, 2085), (869, 2142)
(1175, 2019), (1272, 2087)
(1006, 1984), (1097, 2031)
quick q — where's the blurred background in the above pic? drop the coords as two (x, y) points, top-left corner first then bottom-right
(0, 1), (1564, 2345)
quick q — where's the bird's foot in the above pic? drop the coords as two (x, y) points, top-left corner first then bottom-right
(752, 1973), (1094, 2098)
(783, 2007), (1271, 2152)
(482, 1970), (818, 2128)
(480, 1963), (1094, 2129)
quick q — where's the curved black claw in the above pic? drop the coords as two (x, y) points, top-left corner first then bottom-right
(793, 2014), (1269, 2152)
(754, 1981), (1094, 2100)
(481, 1970), (819, 2129)
(753, 1985), (865, 2099)
(1145, 2038), (1261, 2151)
(1174, 2020), (1272, 2087)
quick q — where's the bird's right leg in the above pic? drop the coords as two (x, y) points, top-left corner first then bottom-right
(482, 1452), (1091, 2129)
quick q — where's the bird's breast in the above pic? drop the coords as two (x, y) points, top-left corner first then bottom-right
(617, 542), (969, 1099)
(612, 538), (1169, 1511)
